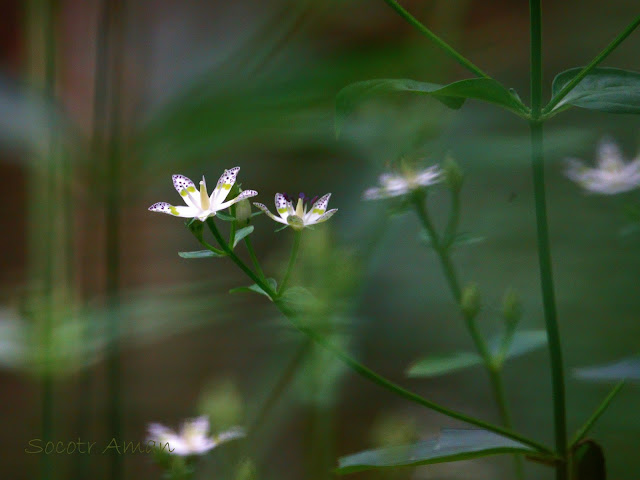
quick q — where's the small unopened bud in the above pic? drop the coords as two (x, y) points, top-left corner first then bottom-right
(235, 196), (252, 226)
(461, 283), (481, 318)
(443, 155), (464, 192)
(502, 289), (522, 328)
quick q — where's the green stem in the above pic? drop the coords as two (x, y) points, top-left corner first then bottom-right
(248, 340), (310, 434)
(244, 236), (266, 280)
(570, 381), (625, 447)
(103, 1), (126, 479)
(278, 230), (302, 296)
(274, 299), (553, 455)
(194, 223), (554, 454)
(205, 219), (275, 296)
(530, 120), (567, 477)
(543, 15), (640, 115)
(382, 0), (489, 78)
(413, 194), (524, 476)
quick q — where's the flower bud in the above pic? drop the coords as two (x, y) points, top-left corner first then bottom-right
(461, 283), (481, 318)
(234, 196), (252, 226)
(443, 155), (464, 192)
(502, 289), (522, 329)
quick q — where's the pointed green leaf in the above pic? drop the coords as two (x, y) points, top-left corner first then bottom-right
(178, 250), (226, 259)
(229, 278), (277, 299)
(575, 356), (640, 381)
(550, 67), (640, 115)
(336, 429), (536, 474)
(215, 212), (236, 222)
(232, 226), (254, 249)
(336, 78), (528, 135)
(407, 352), (482, 378)
(489, 330), (548, 358)
(407, 330), (547, 378)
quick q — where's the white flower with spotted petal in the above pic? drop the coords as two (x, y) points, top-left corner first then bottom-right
(149, 167), (258, 221)
(147, 416), (245, 456)
(363, 165), (443, 200)
(566, 137), (640, 195)
(254, 193), (337, 230)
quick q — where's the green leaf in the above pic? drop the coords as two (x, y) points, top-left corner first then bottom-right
(570, 440), (606, 480)
(336, 78), (528, 135)
(407, 330), (547, 378)
(407, 352), (481, 378)
(232, 226), (254, 249)
(216, 212), (236, 222)
(421, 231), (485, 249)
(575, 356), (640, 381)
(550, 67), (640, 115)
(229, 278), (277, 299)
(490, 330), (547, 358)
(336, 429), (535, 474)
(178, 250), (225, 259)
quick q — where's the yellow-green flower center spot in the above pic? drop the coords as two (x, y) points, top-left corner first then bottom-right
(169, 206), (180, 216)
(312, 208), (325, 214)
(277, 208), (288, 214)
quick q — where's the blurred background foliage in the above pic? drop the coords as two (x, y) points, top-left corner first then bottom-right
(1, 0), (640, 479)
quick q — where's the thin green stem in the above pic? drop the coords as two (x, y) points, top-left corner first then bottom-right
(529, 0), (543, 118)
(274, 298), (553, 455)
(529, 3), (567, 475)
(413, 194), (523, 477)
(530, 120), (567, 479)
(244, 236), (266, 281)
(278, 231), (302, 296)
(543, 15), (640, 115)
(103, 1), (126, 479)
(382, 0), (489, 78)
(193, 223), (554, 455)
(570, 381), (625, 447)
(205, 219), (275, 296)
(248, 340), (310, 434)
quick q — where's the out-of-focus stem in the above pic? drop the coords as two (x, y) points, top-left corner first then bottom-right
(278, 230), (301, 296)
(412, 194), (523, 478)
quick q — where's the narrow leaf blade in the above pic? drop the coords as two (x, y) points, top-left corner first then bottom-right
(575, 356), (640, 381)
(490, 330), (548, 358)
(178, 250), (225, 259)
(336, 78), (527, 135)
(407, 351), (482, 378)
(551, 67), (640, 114)
(336, 429), (535, 474)
(232, 225), (254, 249)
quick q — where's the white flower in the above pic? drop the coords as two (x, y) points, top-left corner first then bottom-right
(363, 165), (442, 200)
(566, 137), (640, 195)
(147, 416), (245, 456)
(149, 167), (257, 221)
(254, 192), (337, 230)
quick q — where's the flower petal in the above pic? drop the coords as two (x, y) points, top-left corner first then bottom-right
(172, 174), (200, 208)
(304, 193), (331, 223)
(275, 193), (294, 221)
(214, 427), (246, 446)
(217, 189), (258, 211)
(211, 166), (241, 206)
(149, 202), (199, 218)
(597, 136), (624, 168)
(254, 202), (287, 224)
(310, 208), (338, 225)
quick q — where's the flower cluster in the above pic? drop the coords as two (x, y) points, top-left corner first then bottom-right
(363, 165), (443, 200)
(147, 416), (244, 456)
(565, 137), (640, 195)
(149, 167), (337, 230)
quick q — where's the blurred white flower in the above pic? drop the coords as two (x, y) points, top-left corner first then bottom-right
(363, 165), (442, 200)
(147, 416), (245, 456)
(254, 192), (337, 230)
(566, 137), (640, 195)
(149, 167), (257, 221)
